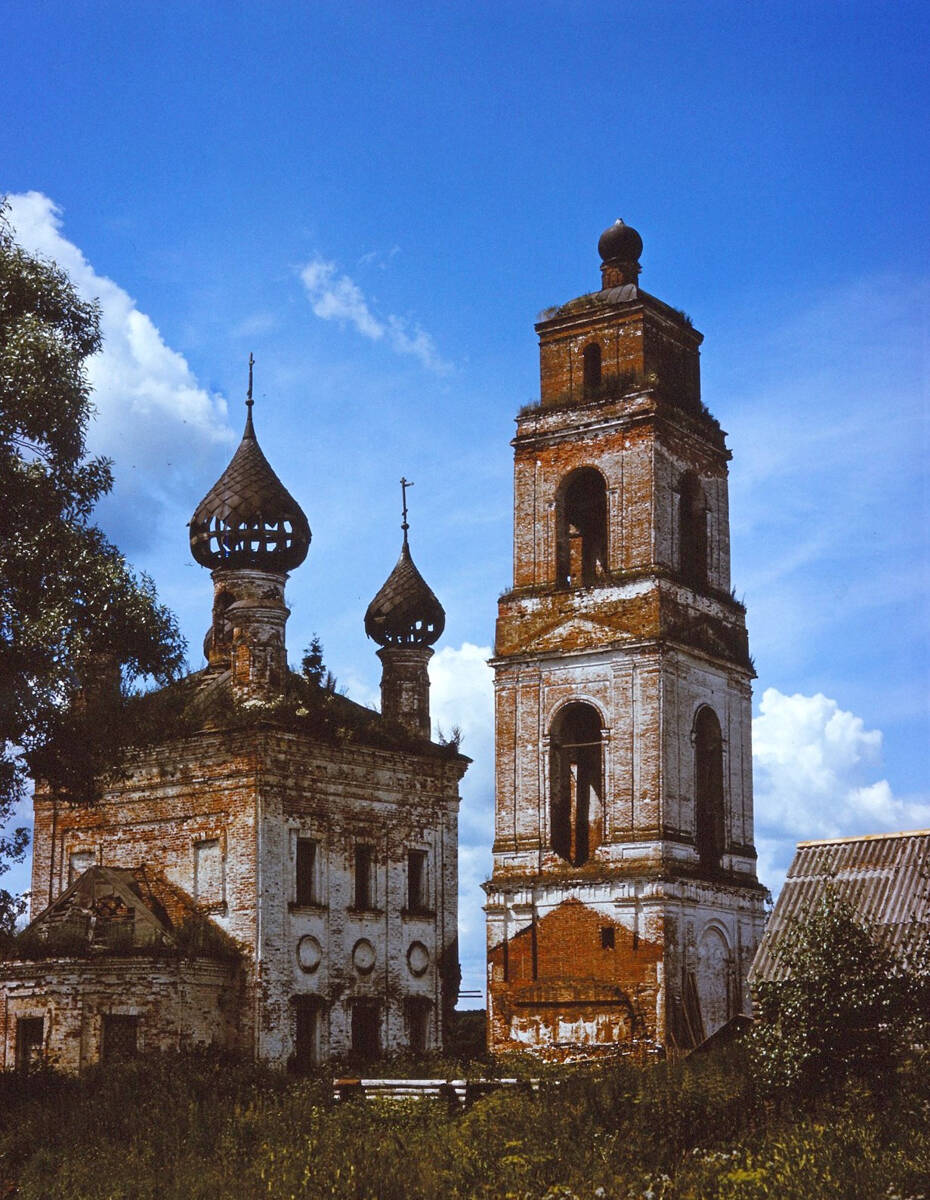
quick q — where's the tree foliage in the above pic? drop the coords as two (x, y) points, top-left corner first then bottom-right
(0, 200), (186, 912)
(750, 890), (925, 1101)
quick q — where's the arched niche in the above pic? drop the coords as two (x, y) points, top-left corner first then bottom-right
(696, 925), (732, 1037)
(549, 702), (603, 866)
(556, 467), (608, 588)
(693, 706), (725, 870)
(679, 471), (708, 586)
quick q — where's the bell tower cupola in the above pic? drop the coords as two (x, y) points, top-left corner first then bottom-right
(189, 356), (310, 700)
(364, 479), (445, 739)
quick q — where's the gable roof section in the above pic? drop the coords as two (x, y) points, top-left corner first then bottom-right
(750, 829), (930, 983)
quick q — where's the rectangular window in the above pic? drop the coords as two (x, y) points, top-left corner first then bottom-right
(350, 1000), (380, 1060)
(194, 838), (224, 907)
(101, 1014), (138, 1062)
(69, 849), (96, 884)
(354, 845), (373, 910)
(296, 838), (319, 906)
(294, 995), (321, 1071)
(15, 1017), (44, 1071)
(407, 850), (428, 913)
(405, 997), (431, 1054)
(600, 927), (615, 950)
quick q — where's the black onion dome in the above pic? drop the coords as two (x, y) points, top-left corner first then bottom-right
(598, 218), (643, 264)
(364, 542), (445, 647)
(189, 407), (310, 572)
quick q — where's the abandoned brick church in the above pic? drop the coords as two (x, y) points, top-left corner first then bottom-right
(1, 219), (766, 1070)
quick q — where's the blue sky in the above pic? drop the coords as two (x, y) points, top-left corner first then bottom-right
(3, 2), (928, 1000)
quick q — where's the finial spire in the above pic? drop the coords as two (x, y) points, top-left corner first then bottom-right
(400, 476), (413, 546)
(246, 352), (255, 410)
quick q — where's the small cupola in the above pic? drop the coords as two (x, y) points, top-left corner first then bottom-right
(189, 362), (310, 574)
(365, 479), (444, 738)
(598, 218), (643, 290)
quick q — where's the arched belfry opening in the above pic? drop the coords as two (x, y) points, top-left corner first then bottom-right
(556, 467), (608, 587)
(694, 706), (725, 870)
(549, 703), (603, 866)
(582, 342), (602, 395)
(679, 471), (708, 586)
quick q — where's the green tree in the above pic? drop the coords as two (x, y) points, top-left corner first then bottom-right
(750, 890), (920, 1101)
(0, 200), (186, 924)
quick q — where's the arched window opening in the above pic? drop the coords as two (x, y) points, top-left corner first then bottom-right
(694, 707), (725, 870)
(582, 342), (602, 395)
(556, 468), (608, 587)
(549, 703), (603, 866)
(679, 472), (708, 586)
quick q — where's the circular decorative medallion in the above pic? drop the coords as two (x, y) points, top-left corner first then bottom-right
(406, 941), (429, 977)
(296, 934), (322, 974)
(352, 938), (376, 975)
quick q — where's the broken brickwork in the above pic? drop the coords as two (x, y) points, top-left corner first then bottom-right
(485, 222), (766, 1058)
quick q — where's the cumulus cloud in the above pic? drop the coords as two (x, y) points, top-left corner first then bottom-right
(5, 191), (234, 552)
(429, 643), (494, 1000)
(300, 255), (451, 374)
(752, 687), (930, 894)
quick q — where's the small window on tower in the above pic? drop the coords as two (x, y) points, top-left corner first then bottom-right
(583, 342), (602, 395)
(296, 837), (319, 906)
(354, 845), (374, 910)
(407, 850), (429, 913)
(600, 926), (615, 950)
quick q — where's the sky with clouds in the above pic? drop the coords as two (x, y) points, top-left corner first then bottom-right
(2, 2), (928, 1001)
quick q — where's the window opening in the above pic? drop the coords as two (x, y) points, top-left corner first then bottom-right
(294, 995), (321, 1071)
(350, 1000), (380, 1060)
(68, 849), (95, 884)
(694, 707), (725, 870)
(101, 1014), (138, 1062)
(583, 342), (602, 395)
(407, 850), (428, 913)
(354, 845), (373, 910)
(600, 926), (615, 950)
(405, 998), (431, 1054)
(296, 838), (318, 906)
(15, 1017), (43, 1071)
(549, 703), (603, 866)
(556, 468), (608, 587)
(679, 471), (708, 586)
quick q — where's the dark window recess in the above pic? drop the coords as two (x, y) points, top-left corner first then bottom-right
(294, 995), (321, 1071)
(549, 702), (604, 867)
(556, 468), (608, 588)
(101, 1014), (138, 1062)
(407, 850), (428, 912)
(695, 706), (726, 870)
(354, 845), (373, 910)
(351, 1000), (380, 1060)
(405, 998), (431, 1054)
(15, 1017), (43, 1071)
(600, 926), (615, 950)
(679, 471), (708, 587)
(583, 342), (602, 394)
(296, 838), (318, 906)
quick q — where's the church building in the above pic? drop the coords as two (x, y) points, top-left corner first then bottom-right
(0, 384), (466, 1071)
(484, 221), (767, 1057)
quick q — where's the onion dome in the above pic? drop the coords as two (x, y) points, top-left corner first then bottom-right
(598, 218), (643, 265)
(364, 479), (445, 646)
(189, 379), (310, 573)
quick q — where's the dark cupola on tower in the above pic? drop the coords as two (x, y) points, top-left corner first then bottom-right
(365, 478), (444, 738)
(190, 357), (309, 698)
(597, 218), (643, 290)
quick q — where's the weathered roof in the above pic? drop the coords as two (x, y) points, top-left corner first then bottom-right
(364, 540), (445, 647)
(189, 404), (310, 572)
(9, 865), (239, 962)
(750, 829), (930, 983)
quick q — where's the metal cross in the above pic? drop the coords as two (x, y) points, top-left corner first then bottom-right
(400, 476), (414, 544)
(246, 352), (255, 409)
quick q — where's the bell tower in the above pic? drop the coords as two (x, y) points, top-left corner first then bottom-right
(484, 222), (767, 1057)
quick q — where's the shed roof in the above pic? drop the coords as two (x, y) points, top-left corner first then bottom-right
(750, 829), (930, 983)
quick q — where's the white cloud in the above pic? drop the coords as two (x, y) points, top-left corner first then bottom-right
(300, 254), (451, 374)
(752, 687), (930, 895)
(6, 191), (234, 552)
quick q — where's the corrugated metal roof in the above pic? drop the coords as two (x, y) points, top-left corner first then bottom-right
(749, 830), (930, 983)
